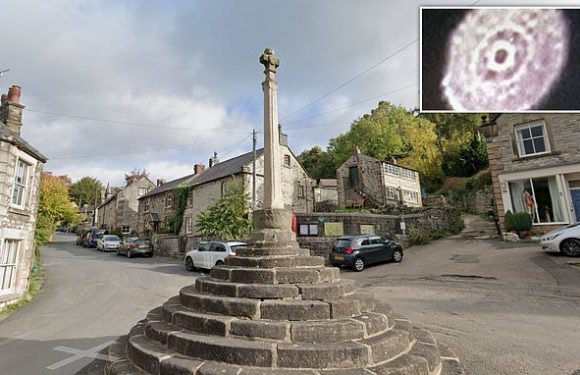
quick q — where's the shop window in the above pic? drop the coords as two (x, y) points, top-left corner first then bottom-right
(508, 176), (564, 224)
(515, 122), (550, 157)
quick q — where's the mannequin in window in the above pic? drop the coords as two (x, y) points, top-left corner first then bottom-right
(522, 189), (536, 221)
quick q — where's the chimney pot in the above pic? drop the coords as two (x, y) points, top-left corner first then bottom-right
(353, 146), (361, 156)
(194, 164), (206, 175)
(7, 85), (21, 104)
(156, 179), (165, 186)
(1, 94), (7, 105)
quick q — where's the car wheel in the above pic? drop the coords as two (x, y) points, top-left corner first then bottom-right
(185, 257), (195, 272)
(392, 249), (403, 263)
(560, 239), (580, 257)
(353, 257), (365, 272)
(127, 250), (132, 258)
(215, 260), (224, 267)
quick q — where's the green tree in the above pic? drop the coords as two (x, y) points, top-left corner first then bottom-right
(196, 180), (251, 240)
(69, 177), (104, 207)
(35, 173), (78, 247)
(297, 146), (336, 180)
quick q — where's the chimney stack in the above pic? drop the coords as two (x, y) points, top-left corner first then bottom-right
(208, 152), (219, 168)
(353, 146), (361, 157)
(0, 85), (25, 135)
(156, 179), (165, 187)
(194, 164), (205, 175)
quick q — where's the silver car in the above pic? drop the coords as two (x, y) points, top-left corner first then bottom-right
(97, 234), (122, 252)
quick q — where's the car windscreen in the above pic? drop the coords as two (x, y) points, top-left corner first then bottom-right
(136, 239), (151, 244)
(104, 235), (120, 241)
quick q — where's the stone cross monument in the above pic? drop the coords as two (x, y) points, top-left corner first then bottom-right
(104, 48), (462, 375)
(260, 48), (283, 210)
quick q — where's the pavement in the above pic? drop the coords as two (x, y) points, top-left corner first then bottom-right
(0, 233), (579, 374)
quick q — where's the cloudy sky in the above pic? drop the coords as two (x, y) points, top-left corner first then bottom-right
(0, 0), (575, 186)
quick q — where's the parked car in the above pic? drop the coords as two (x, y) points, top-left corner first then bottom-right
(328, 235), (403, 272)
(117, 237), (153, 258)
(184, 241), (247, 271)
(540, 222), (580, 257)
(97, 234), (122, 252)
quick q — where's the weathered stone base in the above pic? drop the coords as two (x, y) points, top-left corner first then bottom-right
(105, 209), (463, 374)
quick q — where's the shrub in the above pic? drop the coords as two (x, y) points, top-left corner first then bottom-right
(512, 212), (532, 234)
(504, 210), (514, 232)
(409, 228), (432, 245)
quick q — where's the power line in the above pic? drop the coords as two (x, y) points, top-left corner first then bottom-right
(51, 134), (251, 160)
(280, 38), (417, 121)
(25, 108), (250, 135)
(283, 82), (417, 129)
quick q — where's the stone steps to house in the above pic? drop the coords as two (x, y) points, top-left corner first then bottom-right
(455, 214), (499, 240)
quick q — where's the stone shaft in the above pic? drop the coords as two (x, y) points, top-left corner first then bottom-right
(260, 48), (283, 210)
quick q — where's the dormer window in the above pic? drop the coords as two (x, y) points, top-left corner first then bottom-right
(515, 122), (550, 157)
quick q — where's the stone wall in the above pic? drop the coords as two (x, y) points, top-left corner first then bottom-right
(296, 207), (461, 257)
(0, 141), (44, 307)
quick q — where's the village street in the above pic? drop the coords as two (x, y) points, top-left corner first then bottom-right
(0, 233), (578, 375)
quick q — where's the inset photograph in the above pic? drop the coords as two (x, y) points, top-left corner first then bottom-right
(421, 7), (580, 112)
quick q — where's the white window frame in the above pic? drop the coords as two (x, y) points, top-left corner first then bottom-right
(514, 121), (551, 158)
(284, 154), (291, 167)
(165, 194), (173, 208)
(138, 187), (148, 197)
(121, 225), (131, 234)
(144, 199), (150, 212)
(11, 158), (32, 209)
(0, 239), (20, 295)
(186, 217), (193, 234)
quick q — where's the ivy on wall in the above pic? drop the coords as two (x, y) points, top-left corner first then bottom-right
(166, 182), (191, 235)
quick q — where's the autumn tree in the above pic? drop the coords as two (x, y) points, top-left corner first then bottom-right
(35, 173), (78, 247)
(69, 176), (104, 207)
(196, 180), (251, 240)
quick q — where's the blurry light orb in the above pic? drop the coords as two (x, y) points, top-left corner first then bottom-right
(441, 9), (569, 111)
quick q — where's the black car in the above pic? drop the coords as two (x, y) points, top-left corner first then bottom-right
(329, 235), (403, 272)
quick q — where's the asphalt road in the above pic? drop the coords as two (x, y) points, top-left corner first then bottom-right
(1, 233), (579, 374)
(0, 233), (197, 375)
(344, 238), (580, 375)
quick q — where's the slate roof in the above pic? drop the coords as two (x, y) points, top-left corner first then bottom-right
(319, 179), (337, 187)
(139, 148), (265, 199)
(0, 125), (48, 162)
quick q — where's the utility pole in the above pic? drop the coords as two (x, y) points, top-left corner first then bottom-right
(252, 128), (257, 210)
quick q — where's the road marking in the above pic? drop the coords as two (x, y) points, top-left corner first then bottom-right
(47, 340), (117, 370)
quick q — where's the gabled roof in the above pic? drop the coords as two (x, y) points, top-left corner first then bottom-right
(319, 179), (337, 187)
(0, 125), (48, 162)
(139, 173), (197, 199)
(139, 148), (266, 199)
(190, 148), (265, 188)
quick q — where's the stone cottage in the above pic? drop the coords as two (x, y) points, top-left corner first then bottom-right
(337, 147), (422, 208)
(138, 145), (313, 241)
(313, 178), (338, 211)
(96, 176), (155, 235)
(0, 85), (47, 308)
(482, 113), (580, 232)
